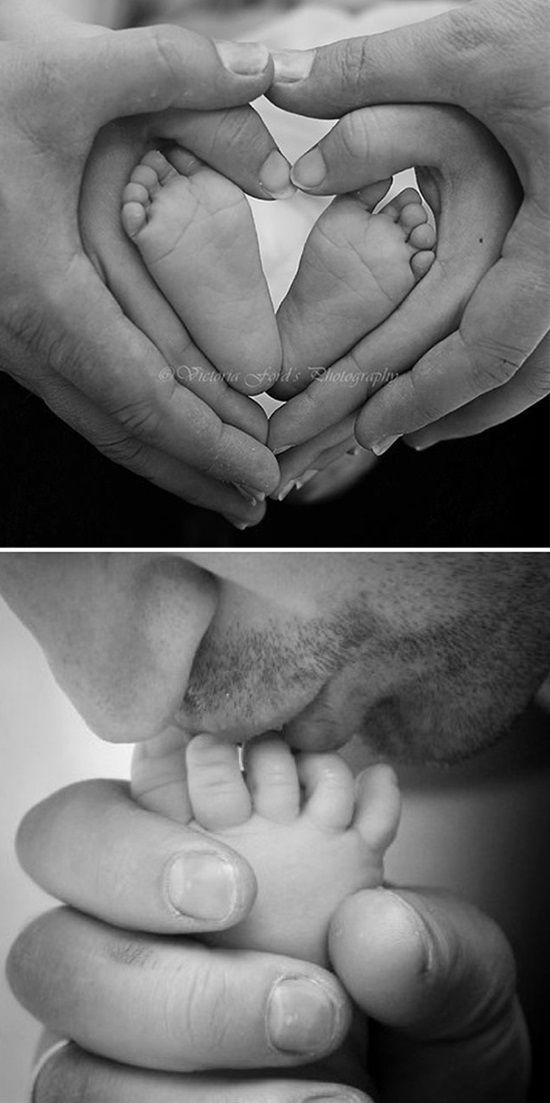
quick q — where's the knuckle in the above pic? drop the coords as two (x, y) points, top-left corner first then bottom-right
(109, 398), (163, 443)
(172, 958), (233, 1062)
(148, 24), (183, 86)
(97, 431), (152, 470)
(339, 36), (371, 94)
(468, 340), (521, 391)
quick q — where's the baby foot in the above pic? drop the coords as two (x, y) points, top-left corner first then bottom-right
(183, 734), (401, 965)
(275, 187), (436, 399)
(121, 149), (281, 395)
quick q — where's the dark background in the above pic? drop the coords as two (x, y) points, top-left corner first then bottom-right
(0, 373), (547, 547)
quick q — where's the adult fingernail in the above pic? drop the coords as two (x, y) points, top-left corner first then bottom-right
(272, 48), (315, 83)
(165, 852), (239, 921)
(232, 483), (266, 506)
(267, 977), (342, 1054)
(370, 434), (401, 456)
(259, 150), (296, 200)
(223, 515), (253, 531)
(294, 468), (319, 490)
(291, 148), (327, 190)
(276, 480), (297, 501)
(216, 40), (270, 76)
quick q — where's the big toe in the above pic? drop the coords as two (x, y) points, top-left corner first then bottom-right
(187, 735), (251, 831)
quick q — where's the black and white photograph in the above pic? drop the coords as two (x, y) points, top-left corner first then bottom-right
(0, 0), (547, 546)
(1, 550), (550, 1101)
(0, 1), (549, 1101)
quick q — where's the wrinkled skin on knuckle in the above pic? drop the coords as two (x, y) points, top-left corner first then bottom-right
(174, 955), (235, 1067)
(96, 430), (153, 472)
(148, 23), (186, 100)
(338, 110), (374, 163)
(107, 395), (165, 444)
(469, 340), (523, 391)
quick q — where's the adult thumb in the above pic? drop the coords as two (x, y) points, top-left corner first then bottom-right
(268, 2), (491, 118)
(328, 886), (530, 1101)
(37, 25), (273, 130)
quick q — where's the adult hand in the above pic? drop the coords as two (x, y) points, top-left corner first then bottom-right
(8, 779), (529, 1101)
(267, 0), (550, 455)
(0, 21), (283, 520)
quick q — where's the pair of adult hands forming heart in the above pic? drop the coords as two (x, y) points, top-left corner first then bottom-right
(3, 1), (548, 528)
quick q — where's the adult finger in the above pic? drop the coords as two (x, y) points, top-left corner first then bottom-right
(31, 258), (279, 496)
(354, 201), (550, 450)
(272, 417), (356, 500)
(38, 374), (267, 524)
(153, 105), (295, 201)
(268, 0), (507, 118)
(268, 104), (519, 451)
(405, 331), (550, 448)
(36, 27), (275, 135)
(329, 887), (530, 1101)
(8, 909), (351, 1071)
(34, 1043), (368, 1103)
(16, 779), (256, 934)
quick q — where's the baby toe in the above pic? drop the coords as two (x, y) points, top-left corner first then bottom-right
(122, 182), (150, 206)
(410, 249), (436, 280)
(399, 202), (428, 234)
(131, 163), (162, 194)
(121, 200), (147, 240)
(353, 764), (401, 853)
(409, 222), (437, 250)
(381, 187), (422, 222)
(299, 753), (355, 830)
(245, 737), (300, 822)
(186, 735), (252, 831)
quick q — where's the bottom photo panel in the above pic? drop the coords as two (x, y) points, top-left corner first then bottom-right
(1, 551), (549, 1103)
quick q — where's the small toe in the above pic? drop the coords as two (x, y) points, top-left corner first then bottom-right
(186, 734), (252, 831)
(381, 187), (422, 222)
(410, 249), (436, 280)
(298, 752), (355, 830)
(353, 764), (401, 853)
(245, 736), (300, 822)
(409, 223), (437, 250)
(121, 200), (147, 239)
(130, 164), (161, 192)
(122, 182), (150, 206)
(399, 202), (427, 232)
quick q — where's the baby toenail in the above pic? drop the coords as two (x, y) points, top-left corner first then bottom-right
(267, 977), (344, 1054)
(259, 151), (296, 200)
(165, 851), (240, 922)
(291, 148), (327, 190)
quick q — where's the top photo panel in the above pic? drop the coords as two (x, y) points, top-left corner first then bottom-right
(0, 0), (548, 547)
